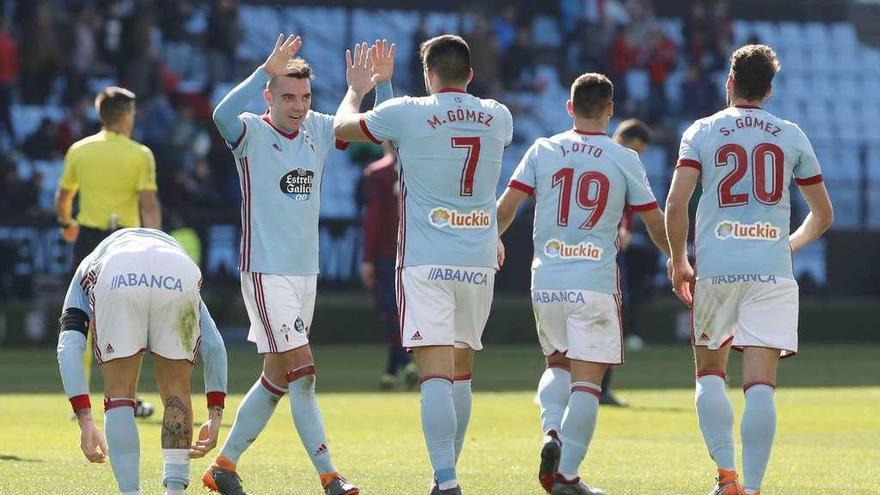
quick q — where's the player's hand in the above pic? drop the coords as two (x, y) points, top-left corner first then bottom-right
(260, 33), (302, 78)
(189, 407), (222, 458)
(78, 413), (108, 463)
(497, 239), (506, 268)
(671, 259), (695, 307)
(361, 262), (376, 289)
(345, 41), (374, 96)
(617, 225), (631, 251)
(665, 258), (674, 282)
(60, 220), (80, 243)
(370, 39), (396, 84)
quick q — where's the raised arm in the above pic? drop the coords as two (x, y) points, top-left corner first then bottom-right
(213, 34), (302, 144)
(665, 167), (700, 306)
(189, 300), (228, 458)
(334, 40), (396, 142)
(790, 182), (833, 253)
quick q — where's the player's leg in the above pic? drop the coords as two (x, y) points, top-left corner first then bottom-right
(452, 346), (474, 463)
(153, 356), (195, 495)
(376, 258), (411, 389)
(740, 347), (779, 495)
(100, 354), (143, 495)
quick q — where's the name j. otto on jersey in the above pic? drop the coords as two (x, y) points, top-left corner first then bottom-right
(544, 239), (603, 260)
(280, 168), (315, 201)
(714, 221), (780, 241)
(428, 207), (491, 229)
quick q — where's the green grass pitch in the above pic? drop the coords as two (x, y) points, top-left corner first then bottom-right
(0, 344), (877, 494)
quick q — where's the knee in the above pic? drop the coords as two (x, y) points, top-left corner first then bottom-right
(545, 352), (570, 371)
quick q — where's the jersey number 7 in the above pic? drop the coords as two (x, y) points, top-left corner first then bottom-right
(552, 168), (609, 229)
(452, 137), (481, 197)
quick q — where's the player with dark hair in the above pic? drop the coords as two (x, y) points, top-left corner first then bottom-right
(667, 44), (834, 495)
(497, 73), (670, 495)
(335, 34), (513, 495)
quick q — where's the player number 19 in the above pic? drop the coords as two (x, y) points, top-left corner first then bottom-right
(551, 168), (609, 229)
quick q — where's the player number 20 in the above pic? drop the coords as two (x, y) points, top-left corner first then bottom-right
(551, 168), (609, 229)
(715, 142), (784, 207)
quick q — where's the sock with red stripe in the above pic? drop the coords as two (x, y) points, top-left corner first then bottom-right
(105, 399), (140, 493)
(287, 366), (335, 474)
(218, 374), (285, 463)
(695, 374), (735, 470)
(421, 377), (458, 489)
(452, 377), (472, 463)
(538, 366), (570, 435)
(742, 384), (776, 491)
(558, 382), (600, 478)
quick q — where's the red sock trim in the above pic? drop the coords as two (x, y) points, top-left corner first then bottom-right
(69, 394), (91, 413)
(285, 364), (316, 383)
(571, 385), (602, 399)
(696, 370), (727, 380)
(418, 374), (452, 385)
(104, 397), (136, 411)
(743, 381), (776, 392)
(260, 375), (287, 397)
(206, 391), (226, 408)
(453, 373), (472, 381)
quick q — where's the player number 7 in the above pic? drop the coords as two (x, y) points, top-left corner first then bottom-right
(452, 136), (481, 197)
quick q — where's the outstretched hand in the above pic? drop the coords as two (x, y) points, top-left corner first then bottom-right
(79, 416), (108, 463)
(370, 39), (396, 84)
(346, 41), (374, 96)
(261, 34), (303, 77)
(189, 408), (222, 458)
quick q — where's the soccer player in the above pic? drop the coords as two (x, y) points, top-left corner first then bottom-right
(496, 74), (670, 495)
(57, 228), (228, 495)
(201, 35), (392, 495)
(335, 35), (513, 495)
(666, 45), (833, 495)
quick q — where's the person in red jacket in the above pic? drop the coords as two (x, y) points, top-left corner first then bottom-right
(362, 141), (417, 390)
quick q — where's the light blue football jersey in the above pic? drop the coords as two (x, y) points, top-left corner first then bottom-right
(362, 90), (513, 268)
(509, 130), (658, 294)
(230, 110), (341, 274)
(63, 228), (193, 314)
(676, 105), (823, 279)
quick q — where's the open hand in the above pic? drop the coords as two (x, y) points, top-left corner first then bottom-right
(370, 39), (396, 84)
(79, 417), (108, 463)
(346, 42), (374, 96)
(671, 259), (695, 307)
(261, 34), (303, 77)
(189, 408), (222, 458)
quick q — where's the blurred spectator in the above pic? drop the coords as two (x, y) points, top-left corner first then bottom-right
(608, 26), (637, 106)
(66, 5), (100, 102)
(566, 18), (613, 82)
(19, 2), (62, 104)
(22, 118), (62, 161)
(502, 27), (538, 91)
(409, 16), (430, 95)
(491, 6), (518, 55)
(58, 97), (100, 152)
(100, 0), (132, 75)
(466, 15), (502, 97)
(680, 64), (718, 118)
(0, 16), (19, 149)
(206, 0), (241, 83)
(645, 26), (678, 123)
(712, 1), (733, 68)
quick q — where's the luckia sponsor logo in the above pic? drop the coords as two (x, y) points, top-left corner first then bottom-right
(714, 221), (780, 241)
(428, 207), (491, 229)
(543, 239), (603, 260)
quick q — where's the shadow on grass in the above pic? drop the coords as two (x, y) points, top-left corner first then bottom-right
(0, 454), (43, 463)
(1, 344), (878, 395)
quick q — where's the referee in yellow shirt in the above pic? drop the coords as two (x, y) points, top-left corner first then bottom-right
(55, 86), (162, 267)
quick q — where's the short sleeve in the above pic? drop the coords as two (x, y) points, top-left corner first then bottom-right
(622, 153), (658, 211)
(792, 126), (823, 185)
(676, 121), (704, 171)
(361, 97), (407, 144)
(60, 148), (78, 190)
(508, 141), (539, 195)
(62, 260), (92, 316)
(137, 147), (158, 191)
(499, 104), (514, 147)
(310, 111), (348, 153)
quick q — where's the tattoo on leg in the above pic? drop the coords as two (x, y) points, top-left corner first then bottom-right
(161, 395), (191, 449)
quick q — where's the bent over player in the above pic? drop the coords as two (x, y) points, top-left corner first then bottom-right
(57, 228), (228, 495)
(202, 35), (393, 495)
(335, 35), (513, 495)
(497, 74), (670, 495)
(666, 45), (834, 495)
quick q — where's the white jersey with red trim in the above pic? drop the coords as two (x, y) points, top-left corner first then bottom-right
(676, 105), (823, 279)
(509, 130), (658, 294)
(361, 89), (513, 269)
(230, 111), (343, 275)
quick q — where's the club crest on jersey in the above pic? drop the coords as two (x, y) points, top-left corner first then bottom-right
(280, 168), (314, 201)
(428, 207), (491, 229)
(714, 221), (780, 241)
(544, 239), (603, 260)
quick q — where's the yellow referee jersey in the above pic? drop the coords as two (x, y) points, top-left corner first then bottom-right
(59, 130), (158, 230)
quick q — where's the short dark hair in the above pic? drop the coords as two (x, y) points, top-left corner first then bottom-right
(94, 86), (136, 125)
(268, 58), (314, 89)
(570, 73), (613, 119)
(614, 118), (651, 144)
(419, 35), (471, 85)
(730, 44), (780, 101)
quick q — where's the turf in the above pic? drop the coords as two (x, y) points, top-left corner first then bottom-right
(0, 344), (877, 494)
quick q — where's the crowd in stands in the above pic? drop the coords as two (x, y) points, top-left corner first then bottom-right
(0, 0), (730, 222)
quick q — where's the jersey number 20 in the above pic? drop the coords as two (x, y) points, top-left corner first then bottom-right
(715, 142), (784, 207)
(552, 168), (609, 229)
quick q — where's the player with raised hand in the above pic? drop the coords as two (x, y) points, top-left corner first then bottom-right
(666, 45), (834, 495)
(335, 35), (513, 495)
(496, 74), (669, 495)
(57, 228), (228, 495)
(202, 34), (393, 495)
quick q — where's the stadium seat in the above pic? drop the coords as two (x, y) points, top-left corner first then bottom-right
(532, 15), (562, 47)
(825, 180), (860, 228)
(625, 70), (650, 103)
(238, 5), (281, 61)
(867, 182), (880, 227)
